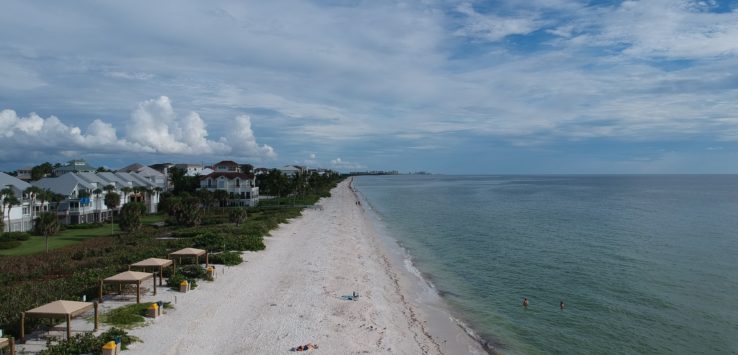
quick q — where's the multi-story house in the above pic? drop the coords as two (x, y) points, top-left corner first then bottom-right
(33, 173), (97, 224)
(199, 165), (259, 207)
(0, 172), (34, 232)
(53, 159), (97, 176)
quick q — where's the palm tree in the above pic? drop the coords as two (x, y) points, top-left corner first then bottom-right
(104, 191), (121, 235)
(35, 212), (60, 253)
(93, 188), (103, 222)
(24, 186), (42, 222)
(229, 207), (247, 226)
(121, 187), (132, 203)
(1, 188), (18, 231)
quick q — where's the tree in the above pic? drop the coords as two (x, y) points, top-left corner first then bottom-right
(239, 164), (254, 175)
(34, 212), (60, 253)
(120, 187), (132, 203)
(104, 191), (121, 235)
(24, 186), (42, 222)
(1, 188), (19, 231)
(229, 207), (247, 226)
(196, 189), (215, 211)
(93, 188), (102, 222)
(30, 162), (54, 180)
(213, 189), (229, 208)
(119, 201), (145, 233)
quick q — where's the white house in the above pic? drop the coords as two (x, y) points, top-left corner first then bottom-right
(175, 163), (209, 177)
(279, 165), (305, 176)
(0, 172), (33, 232)
(53, 159), (97, 176)
(199, 172), (259, 207)
(34, 173), (98, 225)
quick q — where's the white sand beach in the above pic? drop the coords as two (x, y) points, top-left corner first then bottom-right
(125, 179), (486, 354)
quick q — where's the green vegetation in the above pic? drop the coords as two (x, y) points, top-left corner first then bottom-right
(0, 225), (122, 256)
(119, 202), (146, 233)
(0, 171), (344, 341)
(39, 327), (138, 355)
(100, 301), (170, 327)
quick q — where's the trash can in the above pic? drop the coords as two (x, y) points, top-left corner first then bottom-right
(206, 266), (215, 280)
(179, 280), (189, 293)
(115, 336), (121, 354)
(147, 303), (159, 318)
(101, 341), (117, 355)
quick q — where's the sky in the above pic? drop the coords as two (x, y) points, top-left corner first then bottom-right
(1, 0), (738, 174)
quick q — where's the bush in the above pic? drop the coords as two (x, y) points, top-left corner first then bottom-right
(101, 303), (150, 327)
(40, 327), (138, 355)
(0, 240), (21, 249)
(0, 232), (31, 241)
(166, 272), (198, 290)
(65, 223), (104, 230)
(209, 251), (243, 266)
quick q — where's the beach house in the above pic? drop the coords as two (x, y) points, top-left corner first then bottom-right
(53, 159), (97, 176)
(0, 172), (34, 232)
(279, 165), (305, 177)
(199, 161), (259, 206)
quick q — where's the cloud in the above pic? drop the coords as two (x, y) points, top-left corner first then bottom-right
(225, 115), (277, 159)
(0, 96), (276, 161)
(454, 2), (544, 42)
(330, 157), (365, 170)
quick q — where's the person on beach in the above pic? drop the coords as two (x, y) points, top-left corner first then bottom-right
(522, 298), (529, 308)
(560, 300), (565, 310)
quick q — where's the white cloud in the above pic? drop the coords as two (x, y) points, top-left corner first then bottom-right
(330, 157), (365, 170)
(225, 115), (277, 159)
(0, 96), (276, 161)
(455, 2), (543, 42)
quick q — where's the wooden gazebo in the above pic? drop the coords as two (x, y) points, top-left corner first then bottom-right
(100, 271), (156, 304)
(20, 300), (98, 341)
(169, 247), (208, 269)
(130, 258), (174, 286)
(0, 337), (15, 354)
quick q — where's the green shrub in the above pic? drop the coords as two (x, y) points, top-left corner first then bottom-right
(100, 302), (149, 327)
(0, 241), (21, 250)
(0, 232), (31, 241)
(166, 272), (199, 290)
(39, 327), (138, 355)
(65, 223), (104, 230)
(209, 251), (243, 266)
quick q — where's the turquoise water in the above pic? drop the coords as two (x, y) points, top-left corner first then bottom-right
(354, 175), (738, 354)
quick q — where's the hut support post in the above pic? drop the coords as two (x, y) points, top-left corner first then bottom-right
(99, 280), (104, 303)
(94, 302), (99, 331)
(136, 281), (141, 303)
(159, 266), (163, 286)
(153, 274), (157, 296)
(20, 312), (25, 343)
(205, 253), (209, 268)
(66, 314), (71, 339)
(9, 336), (14, 355)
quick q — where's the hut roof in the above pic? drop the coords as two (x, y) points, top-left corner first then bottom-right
(25, 300), (93, 318)
(170, 247), (206, 257)
(0, 337), (9, 348)
(104, 271), (154, 283)
(131, 258), (173, 268)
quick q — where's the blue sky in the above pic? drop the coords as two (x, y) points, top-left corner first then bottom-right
(1, 0), (738, 173)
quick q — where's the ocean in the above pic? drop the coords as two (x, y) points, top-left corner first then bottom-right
(353, 175), (738, 354)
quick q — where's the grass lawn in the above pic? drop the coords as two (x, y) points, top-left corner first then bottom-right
(141, 214), (166, 224)
(0, 224), (121, 256)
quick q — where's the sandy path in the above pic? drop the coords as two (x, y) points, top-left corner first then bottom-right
(126, 179), (482, 354)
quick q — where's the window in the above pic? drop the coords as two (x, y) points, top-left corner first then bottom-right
(235, 179), (240, 187)
(217, 177), (226, 188)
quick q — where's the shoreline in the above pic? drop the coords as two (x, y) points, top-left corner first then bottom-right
(350, 178), (492, 355)
(122, 178), (485, 354)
